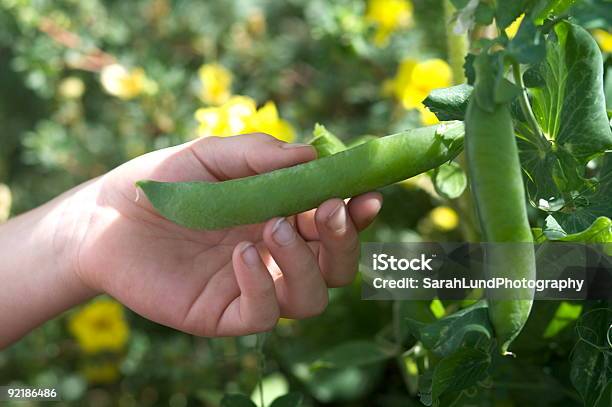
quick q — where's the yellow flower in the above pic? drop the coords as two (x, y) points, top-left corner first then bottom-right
(82, 361), (120, 384)
(68, 299), (129, 353)
(195, 96), (295, 142)
(417, 104), (439, 125)
(100, 64), (156, 100)
(243, 101), (296, 142)
(366, 0), (413, 46)
(195, 96), (256, 137)
(58, 77), (85, 99)
(593, 29), (612, 53)
(429, 206), (459, 231)
(0, 184), (11, 223)
(387, 58), (451, 124)
(505, 14), (524, 39)
(198, 63), (233, 105)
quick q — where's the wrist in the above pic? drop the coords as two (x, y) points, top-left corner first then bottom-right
(49, 178), (103, 299)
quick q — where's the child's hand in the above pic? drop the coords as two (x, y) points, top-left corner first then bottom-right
(73, 133), (382, 336)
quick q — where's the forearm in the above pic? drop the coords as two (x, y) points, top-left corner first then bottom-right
(0, 180), (99, 349)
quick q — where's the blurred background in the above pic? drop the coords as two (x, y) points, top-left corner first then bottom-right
(0, 0), (610, 406)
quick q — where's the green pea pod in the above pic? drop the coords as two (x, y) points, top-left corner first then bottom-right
(138, 121), (464, 230)
(465, 95), (535, 355)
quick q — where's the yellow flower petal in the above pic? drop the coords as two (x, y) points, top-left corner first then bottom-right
(244, 101), (296, 142)
(417, 104), (439, 125)
(593, 29), (612, 53)
(388, 58), (452, 109)
(411, 59), (452, 92)
(198, 63), (233, 105)
(429, 206), (459, 231)
(366, 0), (413, 47)
(194, 96), (295, 141)
(505, 14), (524, 39)
(68, 299), (129, 353)
(100, 64), (155, 100)
(401, 86), (429, 109)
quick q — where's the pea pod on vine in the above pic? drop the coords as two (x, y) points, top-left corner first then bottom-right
(465, 54), (536, 355)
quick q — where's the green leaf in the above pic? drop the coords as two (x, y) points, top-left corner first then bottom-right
(535, 0), (581, 24)
(406, 301), (494, 357)
(496, 0), (529, 29)
(474, 2), (495, 25)
(423, 84), (473, 121)
(552, 154), (612, 233)
(531, 22), (612, 159)
(519, 22), (612, 219)
(395, 301), (437, 343)
(507, 13), (547, 64)
(423, 348), (490, 405)
(554, 216), (612, 243)
(542, 301), (583, 338)
(312, 340), (393, 369)
(594, 381), (612, 407)
(269, 393), (303, 407)
(309, 123), (346, 157)
(432, 161), (467, 199)
(570, 308), (612, 407)
(221, 394), (257, 407)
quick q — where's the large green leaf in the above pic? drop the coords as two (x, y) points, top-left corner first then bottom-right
(419, 348), (490, 406)
(570, 308), (612, 407)
(406, 301), (493, 357)
(311, 340), (393, 369)
(534, 0), (582, 24)
(530, 22), (611, 160)
(432, 161), (467, 199)
(552, 153), (612, 233)
(507, 11), (547, 64)
(519, 22), (612, 223)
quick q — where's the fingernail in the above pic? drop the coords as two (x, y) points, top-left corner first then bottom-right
(272, 218), (295, 246)
(241, 243), (260, 266)
(281, 143), (313, 149)
(371, 198), (383, 213)
(327, 202), (346, 233)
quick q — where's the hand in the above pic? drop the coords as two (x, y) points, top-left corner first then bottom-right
(73, 133), (382, 336)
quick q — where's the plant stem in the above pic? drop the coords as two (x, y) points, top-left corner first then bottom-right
(255, 333), (267, 407)
(511, 62), (549, 151)
(443, 0), (481, 241)
(443, 0), (468, 85)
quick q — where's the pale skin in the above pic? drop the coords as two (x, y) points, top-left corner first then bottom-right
(0, 133), (382, 349)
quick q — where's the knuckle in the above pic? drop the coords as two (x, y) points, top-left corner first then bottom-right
(292, 292), (329, 318)
(325, 266), (358, 288)
(250, 309), (279, 332)
(245, 132), (276, 142)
